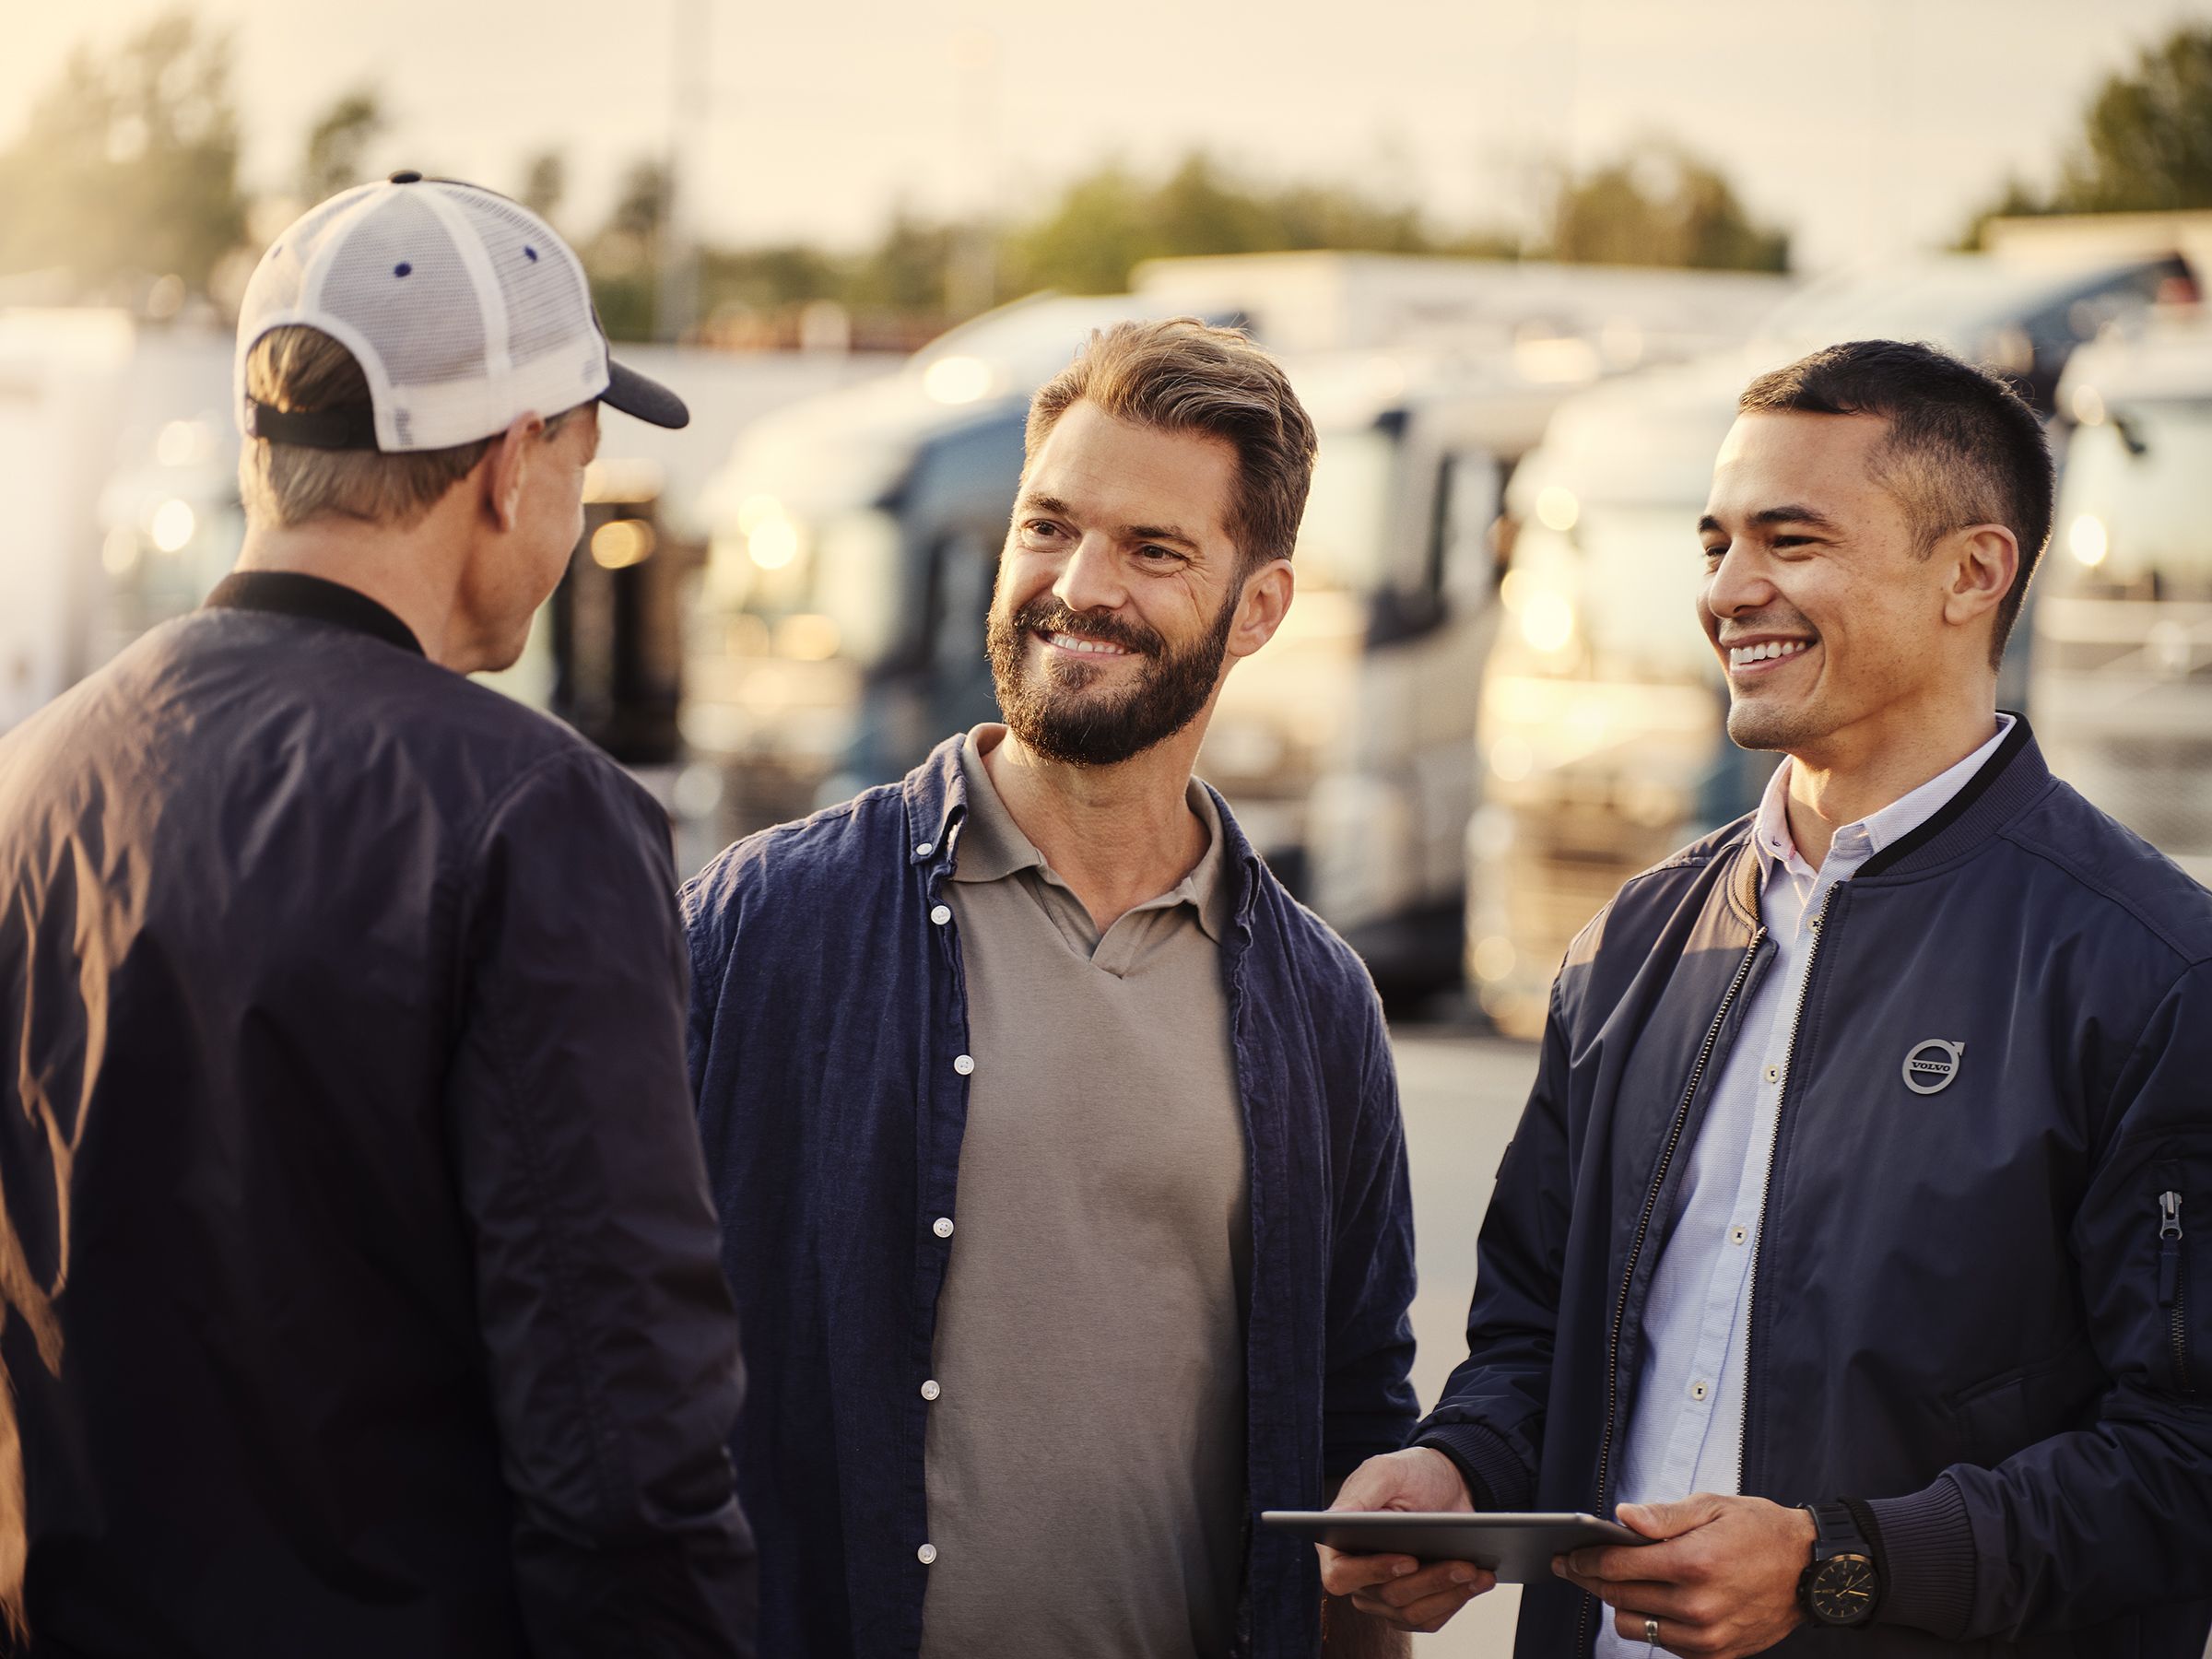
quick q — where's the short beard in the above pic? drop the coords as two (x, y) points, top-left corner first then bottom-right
(986, 586), (1240, 768)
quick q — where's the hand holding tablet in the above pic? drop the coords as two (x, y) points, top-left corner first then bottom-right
(1264, 1510), (1650, 1583)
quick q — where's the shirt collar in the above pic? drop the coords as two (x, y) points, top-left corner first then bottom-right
(204, 571), (424, 657)
(949, 724), (1230, 943)
(1753, 712), (2018, 877)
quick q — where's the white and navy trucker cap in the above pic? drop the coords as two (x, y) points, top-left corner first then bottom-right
(233, 171), (686, 452)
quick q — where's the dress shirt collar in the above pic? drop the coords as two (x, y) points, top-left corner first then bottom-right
(1753, 712), (2018, 878)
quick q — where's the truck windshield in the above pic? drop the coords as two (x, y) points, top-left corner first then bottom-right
(2053, 400), (2212, 600)
(1536, 505), (1715, 685)
(1295, 427), (1394, 594)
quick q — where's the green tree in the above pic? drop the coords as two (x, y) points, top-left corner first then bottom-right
(300, 88), (382, 205)
(584, 159), (675, 340)
(2053, 26), (2212, 212)
(1547, 147), (1789, 272)
(0, 10), (247, 299)
(518, 149), (567, 224)
(1962, 25), (2212, 241)
(1001, 150), (1455, 297)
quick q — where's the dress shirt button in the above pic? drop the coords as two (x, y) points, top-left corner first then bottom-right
(915, 841), (934, 858)
(933, 1217), (955, 1239)
(931, 904), (951, 925)
(918, 1543), (937, 1565)
(1729, 1226), (1748, 1246)
(1763, 1065), (1780, 1084)
(953, 1053), (975, 1076)
(1690, 1380), (1710, 1401)
(921, 1379), (941, 1401)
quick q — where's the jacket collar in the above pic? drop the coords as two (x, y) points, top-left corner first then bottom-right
(1726, 712), (2049, 921)
(901, 733), (1265, 935)
(204, 571), (424, 656)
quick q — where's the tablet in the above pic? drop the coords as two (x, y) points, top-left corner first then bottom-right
(1260, 1511), (1649, 1583)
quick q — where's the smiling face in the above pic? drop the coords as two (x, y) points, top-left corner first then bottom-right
(1699, 408), (1991, 760)
(986, 398), (1280, 768)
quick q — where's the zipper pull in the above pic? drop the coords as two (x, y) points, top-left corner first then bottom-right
(2159, 1191), (2183, 1308)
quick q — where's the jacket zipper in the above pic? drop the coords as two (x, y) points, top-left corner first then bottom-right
(1735, 883), (1839, 1494)
(2159, 1190), (2192, 1394)
(1573, 924), (1765, 1655)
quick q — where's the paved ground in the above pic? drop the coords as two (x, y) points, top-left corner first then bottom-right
(1389, 1029), (1541, 1658)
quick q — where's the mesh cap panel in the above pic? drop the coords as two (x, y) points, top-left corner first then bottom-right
(316, 192), (487, 388)
(461, 191), (595, 372)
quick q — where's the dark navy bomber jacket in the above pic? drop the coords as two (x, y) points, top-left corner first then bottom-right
(1418, 718), (2212, 1658)
(681, 735), (1421, 1659)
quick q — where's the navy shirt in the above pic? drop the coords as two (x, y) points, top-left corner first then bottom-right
(682, 736), (1418, 1659)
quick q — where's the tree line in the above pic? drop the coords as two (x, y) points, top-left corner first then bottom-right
(3, 11), (2208, 344)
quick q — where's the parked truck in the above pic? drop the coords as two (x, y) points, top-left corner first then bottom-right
(2031, 311), (2212, 887)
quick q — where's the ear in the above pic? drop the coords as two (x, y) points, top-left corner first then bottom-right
(1226, 558), (1294, 662)
(478, 412), (547, 533)
(1940, 523), (2018, 640)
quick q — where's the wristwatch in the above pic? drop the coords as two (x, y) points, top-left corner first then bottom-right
(1796, 1500), (1882, 1628)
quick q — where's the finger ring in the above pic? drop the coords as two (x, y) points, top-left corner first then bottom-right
(1644, 1615), (1661, 1647)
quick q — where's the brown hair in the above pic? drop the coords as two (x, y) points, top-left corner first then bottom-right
(239, 325), (579, 529)
(1024, 318), (1318, 570)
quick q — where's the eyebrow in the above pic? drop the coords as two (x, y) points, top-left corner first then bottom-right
(1017, 492), (1201, 551)
(1698, 504), (1841, 536)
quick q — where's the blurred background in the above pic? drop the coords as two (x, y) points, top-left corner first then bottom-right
(4, 4), (2211, 1651)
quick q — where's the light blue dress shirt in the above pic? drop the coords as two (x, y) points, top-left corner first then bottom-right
(1593, 717), (2013, 1658)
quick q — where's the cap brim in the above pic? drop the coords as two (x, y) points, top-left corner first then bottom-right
(602, 358), (689, 429)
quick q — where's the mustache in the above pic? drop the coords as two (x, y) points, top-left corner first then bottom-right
(1009, 598), (1163, 658)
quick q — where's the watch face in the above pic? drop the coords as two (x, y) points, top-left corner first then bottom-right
(1809, 1554), (1879, 1625)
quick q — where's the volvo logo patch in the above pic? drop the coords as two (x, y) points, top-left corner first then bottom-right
(1902, 1039), (1966, 1095)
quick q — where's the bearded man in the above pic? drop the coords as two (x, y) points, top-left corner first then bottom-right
(682, 319), (1419, 1659)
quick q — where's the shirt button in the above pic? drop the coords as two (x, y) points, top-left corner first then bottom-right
(930, 904), (951, 925)
(915, 841), (934, 858)
(1763, 1065), (1780, 1084)
(918, 1543), (937, 1565)
(1690, 1380), (1710, 1401)
(1730, 1226), (1748, 1246)
(953, 1053), (975, 1076)
(933, 1217), (955, 1239)
(921, 1379), (941, 1401)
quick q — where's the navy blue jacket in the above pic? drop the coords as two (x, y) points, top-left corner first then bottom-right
(0, 574), (754, 1658)
(1418, 721), (2212, 1657)
(682, 735), (1419, 1658)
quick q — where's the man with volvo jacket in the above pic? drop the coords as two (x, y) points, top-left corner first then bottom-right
(683, 318), (1419, 1658)
(1324, 340), (2212, 1657)
(0, 178), (754, 1655)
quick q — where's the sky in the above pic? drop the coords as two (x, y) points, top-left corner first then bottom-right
(8, 0), (2212, 275)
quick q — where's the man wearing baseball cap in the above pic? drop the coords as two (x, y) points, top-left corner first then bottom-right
(0, 176), (755, 1656)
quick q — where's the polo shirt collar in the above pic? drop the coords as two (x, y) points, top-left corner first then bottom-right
(948, 724), (1231, 943)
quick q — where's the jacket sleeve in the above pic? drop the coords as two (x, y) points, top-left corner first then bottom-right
(446, 750), (757, 1657)
(1865, 957), (2212, 1641)
(1410, 969), (1575, 1511)
(1321, 992), (1421, 1481)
